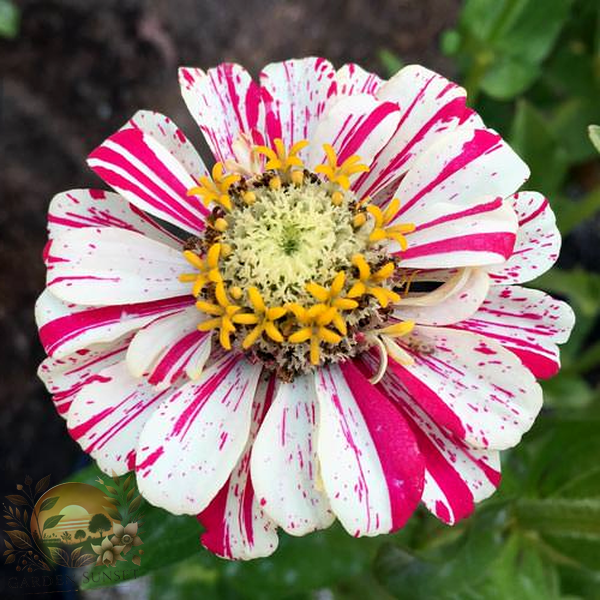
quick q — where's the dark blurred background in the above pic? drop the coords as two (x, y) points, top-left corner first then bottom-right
(2, 0), (600, 598)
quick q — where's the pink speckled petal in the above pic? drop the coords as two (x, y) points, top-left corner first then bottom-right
(179, 64), (263, 164)
(314, 361), (424, 537)
(46, 227), (190, 306)
(199, 374), (279, 560)
(67, 361), (173, 475)
(135, 354), (262, 515)
(46, 188), (180, 251)
(391, 326), (543, 450)
(250, 375), (334, 536)
(451, 286), (574, 379)
(38, 337), (130, 419)
(260, 57), (336, 160)
(488, 191), (561, 284)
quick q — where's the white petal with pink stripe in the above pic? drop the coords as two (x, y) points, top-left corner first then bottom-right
(260, 57), (336, 158)
(38, 338), (130, 419)
(88, 127), (208, 235)
(46, 188), (180, 249)
(488, 191), (561, 284)
(46, 228), (191, 306)
(67, 361), (171, 475)
(451, 285), (575, 379)
(135, 354), (262, 514)
(35, 289), (193, 358)
(250, 375), (334, 536)
(391, 326), (543, 450)
(179, 64), (263, 164)
(199, 374), (279, 559)
(315, 361), (424, 537)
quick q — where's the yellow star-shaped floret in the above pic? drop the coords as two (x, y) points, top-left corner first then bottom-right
(347, 254), (400, 308)
(188, 162), (241, 211)
(234, 287), (287, 349)
(366, 198), (415, 249)
(195, 282), (243, 350)
(315, 144), (369, 190)
(305, 271), (357, 336)
(179, 243), (222, 297)
(287, 303), (342, 366)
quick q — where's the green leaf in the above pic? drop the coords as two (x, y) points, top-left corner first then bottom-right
(43, 514), (65, 530)
(515, 498), (600, 536)
(0, 0), (19, 39)
(509, 100), (570, 195)
(480, 56), (541, 100)
(40, 496), (59, 512)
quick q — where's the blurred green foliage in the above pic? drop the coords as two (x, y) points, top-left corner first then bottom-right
(70, 0), (600, 597)
(0, 0), (19, 39)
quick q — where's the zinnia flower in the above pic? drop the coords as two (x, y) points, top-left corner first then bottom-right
(36, 58), (574, 560)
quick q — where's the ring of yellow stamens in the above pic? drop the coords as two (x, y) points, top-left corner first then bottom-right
(235, 287), (287, 349)
(180, 139), (417, 381)
(347, 254), (400, 307)
(188, 162), (241, 211)
(179, 243), (222, 297)
(287, 303), (342, 365)
(366, 198), (416, 249)
(315, 144), (369, 190)
(305, 271), (358, 336)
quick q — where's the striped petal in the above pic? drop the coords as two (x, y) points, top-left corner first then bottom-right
(307, 94), (400, 176)
(38, 338), (130, 419)
(354, 65), (479, 200)
(46, 188), (180, 249)
(361, 352), (501, 525)
(35, 289), (193, 358)
(451, 286), (575, 379)
(46, 227), (190, 306)
(260, 57), (336, 159)
(314, 361), (424, 537)
(398, 197), (518, 268)
(334, 63), (383, 98)
(179, 64), (263, 164)
(250, 375), (334, 536)
(488, 192), (561, 284)
(136, 354), (262, 514)
(126, 307), (200, 377)
(67, 361), (171, 475)
(392, 127), (529, 225)
(88, 127), (208, 235)
(199, 373), (279, 560)
(394, 268), (490, 326)
(392, 326), (543, 450)
(124, 110), (207, 177)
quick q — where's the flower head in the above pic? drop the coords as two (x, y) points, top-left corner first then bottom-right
(37, 58), (574, 561)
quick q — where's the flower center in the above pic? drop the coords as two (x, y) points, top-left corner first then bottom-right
(220, 180), (366, 306)
(179, 140), (416, 381)
(121, 534), (132, 544)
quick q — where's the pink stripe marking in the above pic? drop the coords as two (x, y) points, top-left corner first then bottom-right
(400, 232), (516, 260)
(39, 295), (193, 356)
(339, 361), (425, 531)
